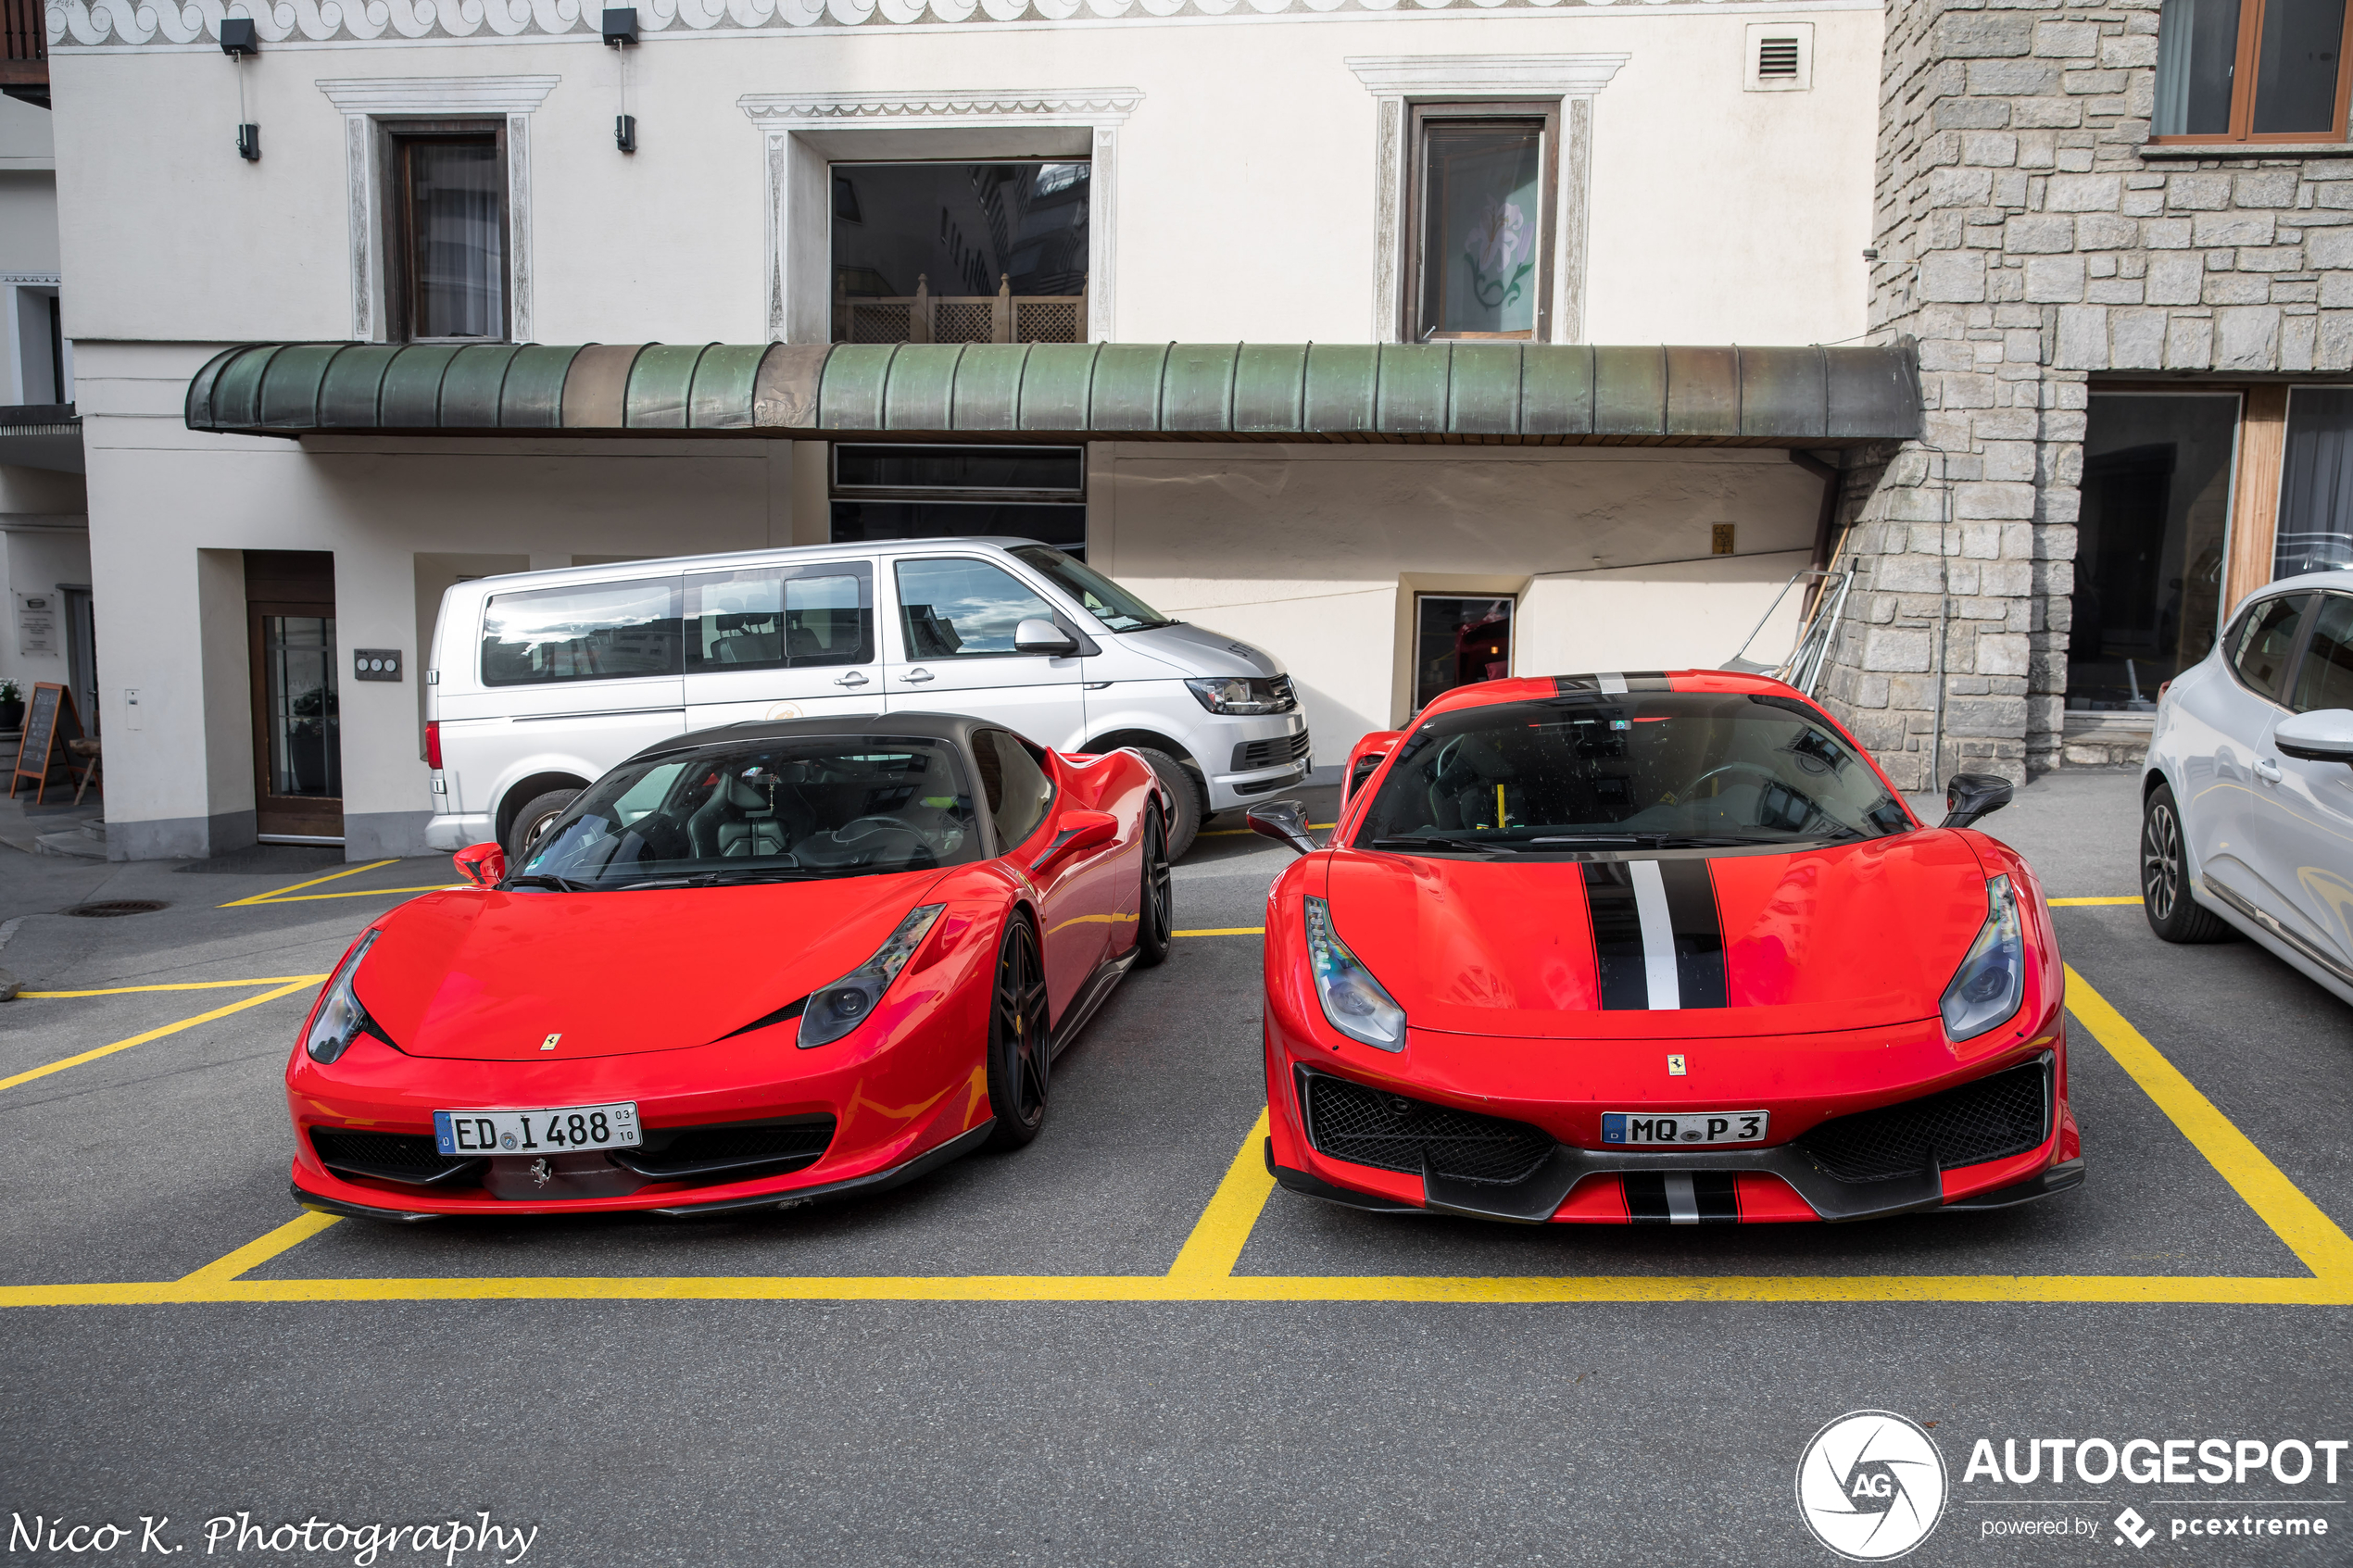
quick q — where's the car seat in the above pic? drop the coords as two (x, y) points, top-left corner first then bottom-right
(687, 772), (795, 858)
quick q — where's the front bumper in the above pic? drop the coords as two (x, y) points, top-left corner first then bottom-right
(1197, 712), (1311, 811)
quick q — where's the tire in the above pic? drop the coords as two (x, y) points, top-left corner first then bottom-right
(505, 788), (580, 862)
(983, 911), (1054, 1150)
(1133, 803), (1173, 968)
(2142, 782), (2232, 944)
(1132, 746), (1206, 861)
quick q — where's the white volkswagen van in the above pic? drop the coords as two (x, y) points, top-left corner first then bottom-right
(422, 538), (1307, 859)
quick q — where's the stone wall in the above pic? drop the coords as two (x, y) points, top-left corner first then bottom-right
(1824, 0), (2353, 786)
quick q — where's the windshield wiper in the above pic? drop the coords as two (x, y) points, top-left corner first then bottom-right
(618, 868), (820, 890)
(1368, 835), (1525, 854)
(502, 872), (593, 892)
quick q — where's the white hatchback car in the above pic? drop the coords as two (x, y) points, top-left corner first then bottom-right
(2141, 568), (2353, 1004)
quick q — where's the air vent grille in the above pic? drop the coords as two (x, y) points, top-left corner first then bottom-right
(1758, 38), (1801, 78)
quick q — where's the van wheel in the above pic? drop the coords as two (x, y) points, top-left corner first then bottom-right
(506, 789), (579, 862)
(1132, 747), (1205, 860)
(2142, 783), (2232, 944)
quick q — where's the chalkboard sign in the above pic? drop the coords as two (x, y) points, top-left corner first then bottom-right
(10, 682), (82, 806)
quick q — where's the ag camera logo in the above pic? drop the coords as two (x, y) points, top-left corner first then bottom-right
(1796, 1411), (1949, 1561)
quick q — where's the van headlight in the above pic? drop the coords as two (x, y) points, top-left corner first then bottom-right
(1185, 676), (1293, 716)
(799, 905), (946, 1048)
(1940, 874), (2026, 1041)
(1302, 897), (1404, 1050)
(304, 930), (385, 1064)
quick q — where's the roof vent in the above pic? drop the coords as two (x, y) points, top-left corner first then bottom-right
(1745, 22), (1814, 92)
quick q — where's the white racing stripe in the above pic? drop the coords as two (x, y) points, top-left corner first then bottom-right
(1664, 1173), (1700, 1224)
(1597, 671), (1629, 695)
(1627, 859), (1681, 1010)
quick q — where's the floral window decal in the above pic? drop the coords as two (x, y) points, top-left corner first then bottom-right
(1417, 119), (1546, 340)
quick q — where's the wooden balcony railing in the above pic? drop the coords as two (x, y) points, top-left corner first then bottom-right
(835, 274), (1088, 346)
(0, 0), (46, 94)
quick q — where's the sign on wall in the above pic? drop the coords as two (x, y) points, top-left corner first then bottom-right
(15, 592), (55, 655)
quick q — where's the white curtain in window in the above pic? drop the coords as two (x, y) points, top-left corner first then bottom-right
(2278, 388), (2353, 578)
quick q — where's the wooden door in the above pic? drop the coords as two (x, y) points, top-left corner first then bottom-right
(246, 551), (343, 842)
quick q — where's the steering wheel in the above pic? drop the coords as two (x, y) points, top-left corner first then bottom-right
(831, 814), (914, 842)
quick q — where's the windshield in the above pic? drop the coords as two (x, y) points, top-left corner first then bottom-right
(1009, 545), (1173, 632)
(519, 738), (982, 888)
(1354, 692), (1912, 854)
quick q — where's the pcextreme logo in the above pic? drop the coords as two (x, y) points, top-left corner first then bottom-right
(1796, 1411), (1950, 1562)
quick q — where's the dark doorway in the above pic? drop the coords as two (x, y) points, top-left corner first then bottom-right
(830, 445), (1088, 558)
(1414, 596), (1515, 711)
(245, 550), (342, 842)
(2070, 395), (2238, 710)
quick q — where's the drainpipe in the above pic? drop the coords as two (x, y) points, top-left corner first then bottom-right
(1788, 449), (1843, 624)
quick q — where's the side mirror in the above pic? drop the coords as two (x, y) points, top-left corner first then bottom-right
(1341, 729), (1405, 805)
(453, 842), (507, 886)
(2275, 709), (2353, 765)
(1030, 809), (1118, 872)
(1013, 618), (1079, 657)
(1939, 772), (2014, 831)
(1247, 798), (1321, 857)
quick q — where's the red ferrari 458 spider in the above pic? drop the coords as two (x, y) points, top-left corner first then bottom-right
(285, 715), (1171, 1220)
(1251, 671), (2082, 1225)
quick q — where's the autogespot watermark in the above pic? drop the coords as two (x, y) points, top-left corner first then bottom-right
(5, 1512), (540, 1564)
(1795, 1414), (2347, 1558)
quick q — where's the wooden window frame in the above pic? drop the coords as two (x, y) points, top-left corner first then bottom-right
(1400, 100), (1559, 344)
(379, 118), (511, 345)
(2149, 0), (2353, 145)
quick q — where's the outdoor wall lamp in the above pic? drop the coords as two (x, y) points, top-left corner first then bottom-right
(603, 9), (638, 154)
(220, 17), (259, 162)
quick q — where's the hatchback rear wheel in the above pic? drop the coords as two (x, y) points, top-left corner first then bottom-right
(2143, 782), (2231, 944)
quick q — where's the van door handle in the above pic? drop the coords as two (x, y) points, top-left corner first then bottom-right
(2257, 758), (2284, 783)
(902, 668), (934, 684)
(834, 671), (869, 687)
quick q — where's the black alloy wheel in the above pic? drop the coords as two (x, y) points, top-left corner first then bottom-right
(984, 912), (1054, 1149)
(1134, 804), (1173, 968)
(2142, 782), (2231, 944)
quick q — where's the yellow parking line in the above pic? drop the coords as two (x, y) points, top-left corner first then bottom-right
(177, 1211), (341, 1285)
(1166, 1108), (1275, 1280)
(233, 885), (461, 906)
(0, 977), (317, 1094)
(2066, 964), (2353, 1281)
(1174, 927), (1264, 937)
(2050, 896), (2143, 907)
(20, 975), (328, 997)
(220, 859), (396, 908)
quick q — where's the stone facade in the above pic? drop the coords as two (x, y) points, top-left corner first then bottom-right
(1821, 0), (2353, 787)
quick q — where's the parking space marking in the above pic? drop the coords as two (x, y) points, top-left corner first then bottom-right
(220, 860), (396, 907)
(20, 976), (327, 998)
(0, 977), (317, 1094)
(9, 962), (2352, 1309)
(2065, 963), (2353, 1283)
(2049, 897), (2143, 907)
(1174, 927), (1265, 937)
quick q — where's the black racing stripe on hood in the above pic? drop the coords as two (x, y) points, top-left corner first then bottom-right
(1579, 861), (1649, 1010)
(1658, 858), (1728, 1010)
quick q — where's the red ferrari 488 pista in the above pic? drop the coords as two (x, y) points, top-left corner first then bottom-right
(1251, 671), (2082, 1225)
(285, 715), (1171, 1220)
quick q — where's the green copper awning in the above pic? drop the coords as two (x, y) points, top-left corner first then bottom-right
(185, 342), (1919, 445)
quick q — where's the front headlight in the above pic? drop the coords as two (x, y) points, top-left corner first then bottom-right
(1302, 896), (1405, 1050)
(304, 930), (384, 1064)
(799, 904), (946, 1048)
(1940, 874), (2026, 1041)
(1185, 676), (1293, 716)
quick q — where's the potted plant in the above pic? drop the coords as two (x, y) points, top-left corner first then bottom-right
(0, 680), (20, 732)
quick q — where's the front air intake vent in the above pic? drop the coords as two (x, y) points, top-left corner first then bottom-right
(310, 1128), (483, 1187)
(1798, 1060), (2048, 1183)
(1301, 1071), (1555, 1186)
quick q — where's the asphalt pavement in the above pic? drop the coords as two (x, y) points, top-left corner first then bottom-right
(2, 772), (2348, 1567)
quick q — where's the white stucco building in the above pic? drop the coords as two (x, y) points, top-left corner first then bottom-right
(45, 0), (1900, 859)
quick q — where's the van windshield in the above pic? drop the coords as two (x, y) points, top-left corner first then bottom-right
(1009, 546), (1174, 632)
(1354, 692), (1913, 855)
(517, 738), (982, 888)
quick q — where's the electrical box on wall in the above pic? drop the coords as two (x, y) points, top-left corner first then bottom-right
(353, 648), (403, 682)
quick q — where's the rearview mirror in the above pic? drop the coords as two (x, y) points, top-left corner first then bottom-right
(1013, 618), (1079, 657)
(453, 842), (507, 886)
(1939, 772), (2014, 831)
(1247, 799), (1320, 857)
(2275, 709), (2353, 765)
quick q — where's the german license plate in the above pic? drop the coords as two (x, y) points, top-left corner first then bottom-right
(1601, 1110), (1768, 1146)
(434, 1101), (641, 1157)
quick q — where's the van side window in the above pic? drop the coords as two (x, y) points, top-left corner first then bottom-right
(2229, 593), (2310, 703)
(481, 578), (682, 686)
(895, 558), (1060, 659)
(686, 564), (875, 672)
(972, 728), (1054, 849)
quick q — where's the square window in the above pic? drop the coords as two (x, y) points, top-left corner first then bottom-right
(2153, 0), (2353, 142)
(1404, 105), (1556, 343)
(383, 122), (510, 342)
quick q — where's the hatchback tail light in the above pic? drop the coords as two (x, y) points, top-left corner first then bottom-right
(424, 721), (442, 770)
